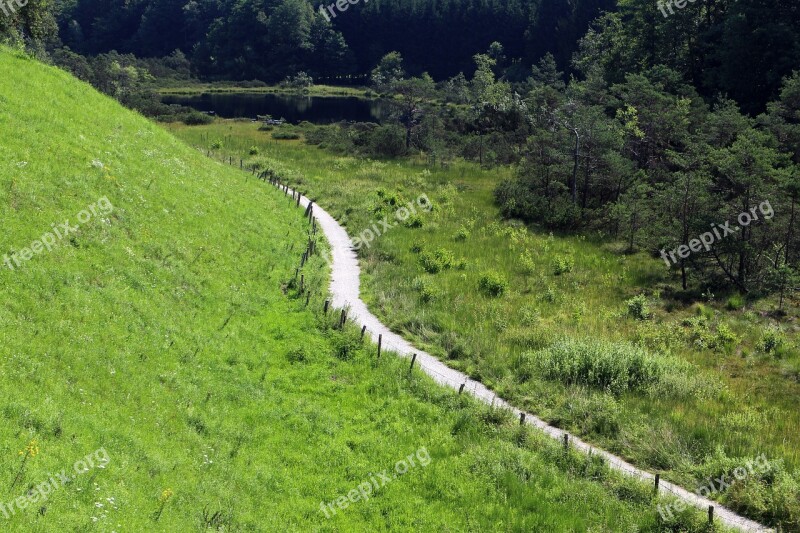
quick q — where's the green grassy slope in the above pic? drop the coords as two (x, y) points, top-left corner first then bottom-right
(0, 49), (711, 531)
(165, 119), (800, 530)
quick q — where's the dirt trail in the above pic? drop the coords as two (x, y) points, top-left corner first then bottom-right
(282, 185), (772, 533)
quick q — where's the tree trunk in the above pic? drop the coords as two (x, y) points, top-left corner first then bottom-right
(571, 130), (579, 204)
(786, 195), (796, 264)
(681, 262), (688, 290)
(738, 193), (751, 289)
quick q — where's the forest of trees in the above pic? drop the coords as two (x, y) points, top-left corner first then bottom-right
(48, 0), (614, 82)
(3, 0), (798, 111)
(2, 0), (798, 297)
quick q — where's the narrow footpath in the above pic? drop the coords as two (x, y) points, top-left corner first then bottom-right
(276, 181), (772, 533)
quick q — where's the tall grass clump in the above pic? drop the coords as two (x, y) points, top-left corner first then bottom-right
(531, 338), (719, 398)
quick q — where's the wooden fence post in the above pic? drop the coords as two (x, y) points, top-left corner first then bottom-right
(654, 474), (660, 493)
(361, 325), (367, 340)
(458, 383), (465, 394)
(409, 353), (417, 371)
(377, 334), (382, 358)
(563, 434), (569, 451)
(519, 413), (526, 425)
(708, 506), (714, 525)
(323, 300), (329, 314)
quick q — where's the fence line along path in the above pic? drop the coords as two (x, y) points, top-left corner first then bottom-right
(276, 182), (772, 533)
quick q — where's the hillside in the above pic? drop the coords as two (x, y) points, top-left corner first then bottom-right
(0, 49), (711, 530)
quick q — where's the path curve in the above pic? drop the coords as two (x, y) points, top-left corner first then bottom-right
(281, 184), (772, 533)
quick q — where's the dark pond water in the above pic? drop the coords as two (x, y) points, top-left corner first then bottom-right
(162, 92), (391, 124)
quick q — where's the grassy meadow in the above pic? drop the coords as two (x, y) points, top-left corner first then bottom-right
(0, 48), (731, 531)
(164, 119), (800, 529)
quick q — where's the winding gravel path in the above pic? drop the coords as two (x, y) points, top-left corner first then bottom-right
(280, 184), (772, 533)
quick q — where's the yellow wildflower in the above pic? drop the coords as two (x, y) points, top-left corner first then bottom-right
(19, 439), (39, 458)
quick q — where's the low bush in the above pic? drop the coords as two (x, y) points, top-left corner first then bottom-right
(759, 326), (788, 357)
(369, 124), (407, 158)
(272, 131), (301, 140)
(454, 226), (471, 241)
(553, 255), (574, 275)
(404, 214), (424, 228)
(182, 111), (213, 125)
(419, 248), (454, 274)
(286, 346), (309, 364)
(626, 295), (652, 321)
(478, 271), (508, 297)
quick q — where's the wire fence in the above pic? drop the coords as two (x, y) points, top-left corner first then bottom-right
(205, 149), (774, 533)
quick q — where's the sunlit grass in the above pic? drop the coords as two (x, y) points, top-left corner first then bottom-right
(0, 48), (725, 530)
(165, 118), (800, 528)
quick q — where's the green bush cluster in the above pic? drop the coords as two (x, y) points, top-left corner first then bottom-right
(683, 316), (739, 353)
(552, 255), (574, 275)
(272, 131), (301, 140)
(303, 122), (408, 158)
(454, 226), (471, 241)
(419, 248), (454, 274)
(478, 271), (508, 297)
(759, 326), (788, 357)
(626, 295), (652, 321)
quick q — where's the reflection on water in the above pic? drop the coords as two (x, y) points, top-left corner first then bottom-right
(162, 92), (390, 124)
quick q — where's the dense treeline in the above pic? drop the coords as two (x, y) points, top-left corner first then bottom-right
(306, 35), (800, 298)
(3, 0), (798, 112)
(323, 0), (615, 81)
(600, 0), (800, 115)
(3, 0), (798, 298)
(490, 57), (800, 299)
(47, 0), (613, 82)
